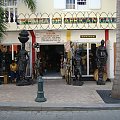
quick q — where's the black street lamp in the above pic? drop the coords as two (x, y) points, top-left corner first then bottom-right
(33, 43), (47, 102)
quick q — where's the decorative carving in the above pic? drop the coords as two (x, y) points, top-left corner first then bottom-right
(17, 30), (31, 86)
(73, 46), (84, 86)
(96, 40), (108, 85)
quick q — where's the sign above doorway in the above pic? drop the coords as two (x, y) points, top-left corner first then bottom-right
(36, 31), (62, 44)
(80, 35), (96, 38)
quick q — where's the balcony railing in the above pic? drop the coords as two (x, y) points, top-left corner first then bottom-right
(6, 12), (117, 30)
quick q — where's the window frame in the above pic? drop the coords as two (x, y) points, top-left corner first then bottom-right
(4, 0), (17, 6)
(66, 0), (88, 10)
(66, 0), (75, 9)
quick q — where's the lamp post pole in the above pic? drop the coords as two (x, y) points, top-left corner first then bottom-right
(34, 43), (47, 102)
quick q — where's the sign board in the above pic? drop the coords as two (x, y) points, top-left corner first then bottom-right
(80, 35), (96, 38)
(37, 31), (61, 43)
(17, 17), (116, 25)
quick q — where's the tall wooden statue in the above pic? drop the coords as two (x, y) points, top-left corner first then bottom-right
(96, 40), (108, 85)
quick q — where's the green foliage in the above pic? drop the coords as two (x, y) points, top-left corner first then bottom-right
(0, 0), (36, 41)
(22, 0), (36, 12)
(0, 2), (7, 41)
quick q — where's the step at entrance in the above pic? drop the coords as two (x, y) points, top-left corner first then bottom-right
(42, 76), (62, 80)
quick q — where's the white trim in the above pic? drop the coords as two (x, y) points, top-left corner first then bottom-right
(12, 44), (14, 60)
(87, 43), (89, 75)
(42, 77), (62, 80)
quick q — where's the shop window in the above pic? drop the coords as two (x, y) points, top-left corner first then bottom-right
(0, 45), (12, 76)
(0, 44), (31, 77)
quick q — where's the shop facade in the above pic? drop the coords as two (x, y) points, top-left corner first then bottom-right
(32, 29), (115, 79)
(0, 0), (116, 80)
(0, 20), (116, 81)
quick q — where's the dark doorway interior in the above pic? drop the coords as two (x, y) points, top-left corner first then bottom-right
(40, 45), (64, 76)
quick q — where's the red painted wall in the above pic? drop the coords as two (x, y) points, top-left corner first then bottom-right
(105, 29), (109, 46)
(29, 30), (36, 67)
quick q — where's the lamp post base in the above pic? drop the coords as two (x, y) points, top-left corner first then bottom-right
(35, 97), (47, 102)
(35, 91), (47, 102)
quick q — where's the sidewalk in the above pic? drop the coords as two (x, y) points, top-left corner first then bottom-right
(0, 79), (120, 111)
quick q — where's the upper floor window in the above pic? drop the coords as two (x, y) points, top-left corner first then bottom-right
(77, 0), (86, 5)
(54, 0), (101, 10)
(66, 0), (88, 10)
(4, 0), (17, 6)
(66, 0), (75, 9)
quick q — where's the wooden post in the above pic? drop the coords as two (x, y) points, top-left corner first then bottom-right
(4, 74), (8, 84)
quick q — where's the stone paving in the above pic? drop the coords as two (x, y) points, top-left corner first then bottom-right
(0, 79), (120, 110)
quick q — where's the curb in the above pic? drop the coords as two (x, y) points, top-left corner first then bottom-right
(0, 106), (120, 111)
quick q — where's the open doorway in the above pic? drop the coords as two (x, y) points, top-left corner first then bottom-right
(40, 45), (64, 77)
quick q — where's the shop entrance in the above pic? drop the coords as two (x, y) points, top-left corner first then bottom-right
(40, 45), (64, 78)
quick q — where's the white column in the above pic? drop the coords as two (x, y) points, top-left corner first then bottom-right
(87, 43), (89, 75)
(8, 7), (10, 22)
(13, 7), (16, 22)
(12, 44), (14, 60)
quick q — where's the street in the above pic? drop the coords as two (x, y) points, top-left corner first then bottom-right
(0, 110), (120, 120)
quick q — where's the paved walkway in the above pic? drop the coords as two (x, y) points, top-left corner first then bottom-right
(0, 79), (120, 111)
